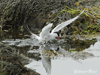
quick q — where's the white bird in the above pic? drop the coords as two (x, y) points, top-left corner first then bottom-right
(27, 10), (84, 43)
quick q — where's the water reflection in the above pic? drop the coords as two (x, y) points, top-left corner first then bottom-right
(42, 50), (51, 75)
(25, 40), (100, 75)
(26, 42), (97, 75)
(27, 44), (70, 75)
(1, 31), (100, 75)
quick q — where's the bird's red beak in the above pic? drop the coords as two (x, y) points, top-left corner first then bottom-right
(57, 37), (60, 39)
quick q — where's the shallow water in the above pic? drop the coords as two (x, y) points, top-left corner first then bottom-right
(25, 41), (100, 75)
(0, 31), (100, 75)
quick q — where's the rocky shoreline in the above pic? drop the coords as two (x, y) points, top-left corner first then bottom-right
(0, 0), (100, 35)
(0, 42), (40, 75)
(0, 0), (100, 75)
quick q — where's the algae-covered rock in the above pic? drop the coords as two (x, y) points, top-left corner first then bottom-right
(0, 0), (100, 35)
(0, 42), (40, 75)
(0, 0), (77, 29)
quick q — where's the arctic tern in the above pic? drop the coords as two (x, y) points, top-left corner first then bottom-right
(27, 10), (84, 43)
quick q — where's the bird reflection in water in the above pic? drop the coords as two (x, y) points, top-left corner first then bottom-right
(40, 44), (69, 75)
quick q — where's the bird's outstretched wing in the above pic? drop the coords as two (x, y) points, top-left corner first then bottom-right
(51, 10), (84, 33)
(26, 25), (40, 40)
(42, 56), (51, 75)
(40, 23), (53, 38)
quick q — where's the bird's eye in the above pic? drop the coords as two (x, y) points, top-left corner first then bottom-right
(50, 30), (51, 33)
(54, 32), (59, 36)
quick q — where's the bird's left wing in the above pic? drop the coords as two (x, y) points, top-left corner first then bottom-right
(42, 56), (51, 75)
(26, 25), (40, 40)
(40, 23), (53, 38)
(51, 10), (84, 33)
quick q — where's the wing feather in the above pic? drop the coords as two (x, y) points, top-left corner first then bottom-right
(51, 10), (84, 33)
(42, 56), (51, 75)
(40, 23), (53, 38)
(26, 25), (40, 40)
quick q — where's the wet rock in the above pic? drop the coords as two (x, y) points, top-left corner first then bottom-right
(0, 60), (40, 75)
(0, 42), (40, 75)
(59, 37), (97, 51)
(71, 52), (94, 60)
(28, 53), (41, 61)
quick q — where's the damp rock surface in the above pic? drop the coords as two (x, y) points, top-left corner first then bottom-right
(0, 42), (40, 75)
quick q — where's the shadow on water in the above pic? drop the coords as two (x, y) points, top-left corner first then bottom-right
(0, 30), (99, 75)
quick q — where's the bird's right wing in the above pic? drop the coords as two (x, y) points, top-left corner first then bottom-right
(51, 10), (85, 33)
(26, 25), (40, 40)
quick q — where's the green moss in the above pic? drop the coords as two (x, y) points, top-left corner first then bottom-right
(0, 66), (7, 75)
(74, 19), (100, 35)
(57, 6), (87, 16)
(0, 71), (7, 75)
(65, 6), (81, 15)
(69, 49), (78, 52)
(57, 5), (100, 35)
